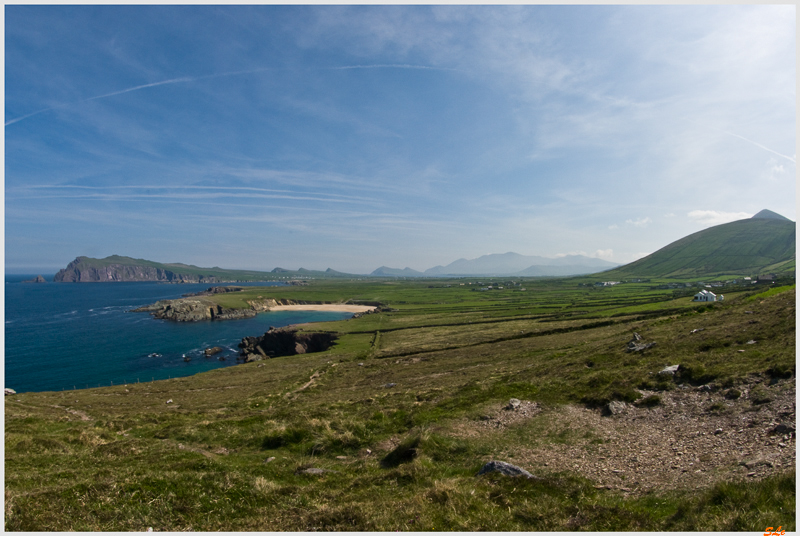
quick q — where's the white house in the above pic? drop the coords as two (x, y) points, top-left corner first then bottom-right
(693, 289), (723, 302)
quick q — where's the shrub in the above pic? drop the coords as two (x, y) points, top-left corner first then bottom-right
(381, 433), (422, 468)
(261, 426), (312, 450)
(749, 387), (772, 405)
(636, 394), (662, 407)
(723, 389), (741, 400)
(767, 363), (794, 380)
(677, 364), (716, 385)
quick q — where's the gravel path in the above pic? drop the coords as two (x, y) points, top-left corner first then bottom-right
(452, 375), (795, 494)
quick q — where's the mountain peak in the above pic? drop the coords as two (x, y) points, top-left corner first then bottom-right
(752, 209), (790, 221)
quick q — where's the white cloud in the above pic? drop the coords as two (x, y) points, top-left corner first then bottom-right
(554, 251), (587, 258)
(608, 224), (619, 230)
(687, 210), (751, 225)
(625, 217), (652, 228)
(595, 249), (614, 261)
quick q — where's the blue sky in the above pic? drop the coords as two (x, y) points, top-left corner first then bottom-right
(5, 5), (796, 274)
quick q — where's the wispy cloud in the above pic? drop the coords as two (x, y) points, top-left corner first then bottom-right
(8, 185), (377, 206)
(5, 68), (273, 126)
(687, 210), (751, 225)
(330, 63), (463, 73)
(625, 217), (652, 228)
(12, 184), (377, 203)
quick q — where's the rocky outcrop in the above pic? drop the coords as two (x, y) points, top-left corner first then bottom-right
(182, 286), (244, 297)
(132, 295), (335, 322)
(626, 332), (657, 353)
(132, 298), (257, 322)
(22, 275), (46, 283)
(238, 328), (337, 362)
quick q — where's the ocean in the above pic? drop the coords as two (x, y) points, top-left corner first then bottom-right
(4, 275), (355, 393)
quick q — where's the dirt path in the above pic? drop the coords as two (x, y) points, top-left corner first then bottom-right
(451, 375), (795, 493)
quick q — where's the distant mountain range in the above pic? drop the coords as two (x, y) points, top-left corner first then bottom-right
(51, 210), (795, 282)
(372, 252), (619, 278)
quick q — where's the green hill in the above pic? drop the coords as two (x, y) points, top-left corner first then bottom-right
(606, 212), (795, 279)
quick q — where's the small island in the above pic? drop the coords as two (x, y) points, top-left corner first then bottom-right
(22, 275), (46, 283)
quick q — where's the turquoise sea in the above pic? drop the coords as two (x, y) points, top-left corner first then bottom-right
(4, 276), (354, 393)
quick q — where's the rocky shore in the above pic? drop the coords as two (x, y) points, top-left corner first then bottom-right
(238, 327), (338, 362)
(131, 295), (375, 322)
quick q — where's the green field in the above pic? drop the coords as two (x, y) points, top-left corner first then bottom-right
(5, 277), (795, 531)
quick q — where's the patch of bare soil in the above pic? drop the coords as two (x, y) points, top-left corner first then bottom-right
(450, 376), (795, 494)
(52, 405), (93, 422)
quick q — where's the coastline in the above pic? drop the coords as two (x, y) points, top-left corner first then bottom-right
(268, 304), (377, 313)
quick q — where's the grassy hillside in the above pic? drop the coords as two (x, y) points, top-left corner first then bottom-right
(607, 218), (795, 279)
(5, 277), (795, 531)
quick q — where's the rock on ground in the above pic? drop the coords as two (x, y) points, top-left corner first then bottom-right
(476, 460), (537, 479)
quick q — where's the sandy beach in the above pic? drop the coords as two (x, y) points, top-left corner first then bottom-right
(269, 304), (377, 313)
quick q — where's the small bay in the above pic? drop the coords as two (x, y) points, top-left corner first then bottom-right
(4, 275), (354, 393)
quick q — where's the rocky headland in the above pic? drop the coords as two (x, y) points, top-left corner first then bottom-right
(133, 289), (381, 322)
(54, 256), (229, 283)
(131, 295), (369, 322)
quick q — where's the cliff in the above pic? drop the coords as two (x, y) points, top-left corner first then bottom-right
(238, 328), (337, 362)
(54, 256), (228, 283)
(53, 255), (359, 282)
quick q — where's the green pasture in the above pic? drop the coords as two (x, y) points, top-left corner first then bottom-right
(5, 276), (795, 531)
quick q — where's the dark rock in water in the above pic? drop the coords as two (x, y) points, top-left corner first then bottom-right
(238, 328), (337, 359)
(204, 346), (224, 357)
(476, 460), (537, 479)
(22, 275), (46, 283)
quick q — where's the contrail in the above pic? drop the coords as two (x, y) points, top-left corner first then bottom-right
(5, 68), (272, 127)
(718, 129), (796, 164)
(5, 64), (454, 127)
